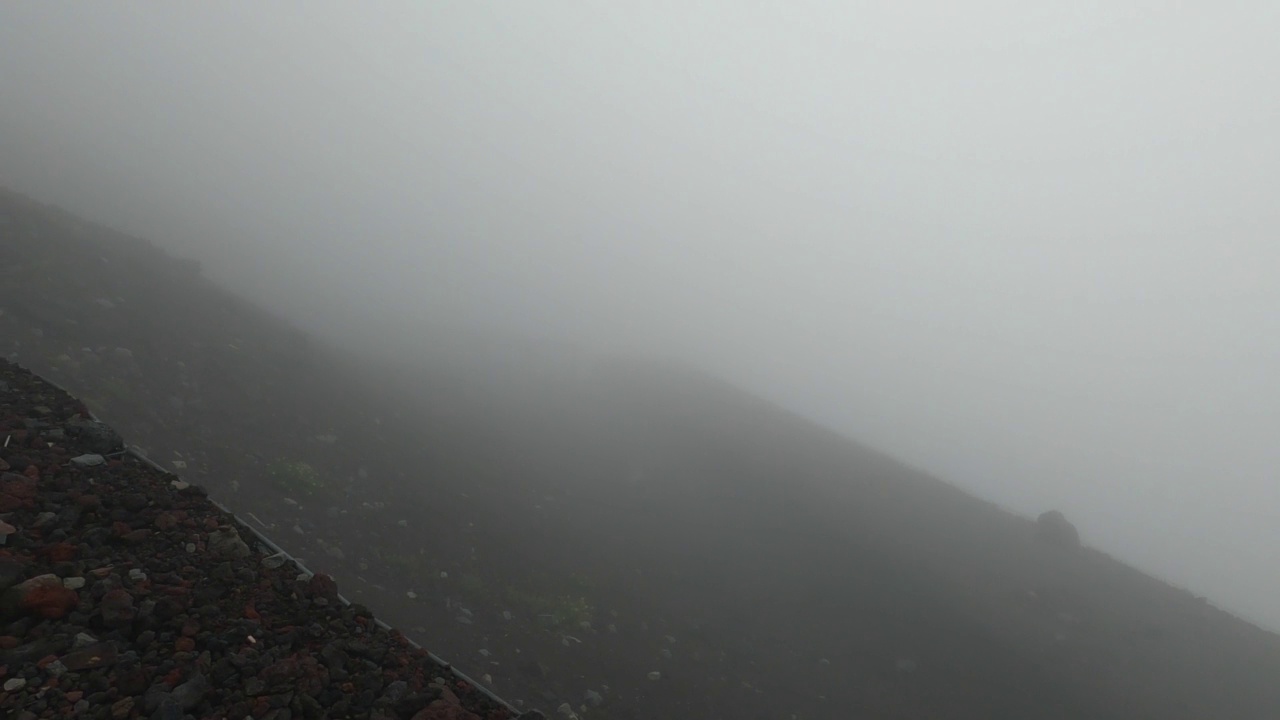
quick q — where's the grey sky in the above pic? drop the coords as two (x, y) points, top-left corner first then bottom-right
(3, 2), (1279, 628)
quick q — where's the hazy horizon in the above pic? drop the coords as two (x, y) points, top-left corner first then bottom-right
(3, 2), (1279, 630)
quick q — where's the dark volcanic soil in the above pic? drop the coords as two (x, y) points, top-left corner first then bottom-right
(0, 359), (529, 720)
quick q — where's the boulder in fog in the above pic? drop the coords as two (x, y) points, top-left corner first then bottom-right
(1036, 510), (1080, 549)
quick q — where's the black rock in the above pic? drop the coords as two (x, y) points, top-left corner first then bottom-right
(0, 559), (24, 592)
(149, 696), (183, 720)
(172, 672), (208, 711)
(142, 686), (172, 713)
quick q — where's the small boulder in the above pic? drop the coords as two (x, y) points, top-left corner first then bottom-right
(4, 574), (79, 619)
(208, 526), (251, 558)
(1036, 510), (1080, 549)
(65, 417), (124, 454)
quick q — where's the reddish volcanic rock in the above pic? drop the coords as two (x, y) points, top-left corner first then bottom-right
(0, 475), (36, 499)
(99, 588), (136, 626)
(73, 493), (101, 507)
(14, 574), (78, 619)
(307, 573), (339, 601)
(43, 542), (77, 562)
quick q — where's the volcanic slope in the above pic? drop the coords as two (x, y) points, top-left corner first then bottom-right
(0, 358), (523, 720)
(3, 186), (1280, 719)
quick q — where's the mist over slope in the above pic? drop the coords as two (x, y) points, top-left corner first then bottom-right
(5, 189), (1280, 718)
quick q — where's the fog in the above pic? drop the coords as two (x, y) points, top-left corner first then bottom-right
(3, 2), (1279, 629)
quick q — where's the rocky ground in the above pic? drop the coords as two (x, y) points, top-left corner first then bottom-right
(0, 359), (534, 720)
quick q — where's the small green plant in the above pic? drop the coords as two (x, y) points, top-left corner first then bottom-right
(266, 458), (326, 498)
(380, 552), (428, 582)
(502, 585), (594, 628)
(459, 573), (487, 601)
(101, 377), (134, 403)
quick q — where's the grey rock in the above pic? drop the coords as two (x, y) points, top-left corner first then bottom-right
(65, 417), (124, 454)
(150, 696), (183, 720)
(380, 680), (408, 704)
(208, 527), (251, 558)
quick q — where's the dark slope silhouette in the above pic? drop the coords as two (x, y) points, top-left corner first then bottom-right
(3, 186), (1279, 718)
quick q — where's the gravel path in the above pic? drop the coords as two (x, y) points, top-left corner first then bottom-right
(0, 359), (541, 720)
